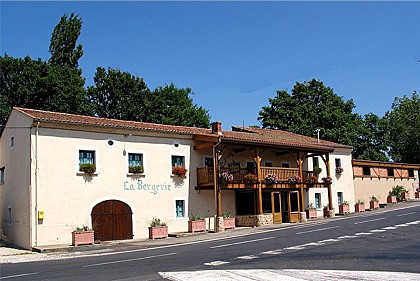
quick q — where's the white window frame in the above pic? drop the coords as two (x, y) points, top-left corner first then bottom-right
(315, 193), (321, 209)
(174, 198), (187, 219)
(170, 154), (187, 176)
(76, 147), (98, 175)
(127, 150), (145, 175)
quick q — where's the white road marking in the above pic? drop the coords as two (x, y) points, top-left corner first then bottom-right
(318, 238), (339, 243)
(0, 272), (39, 280)
(395, 224), (409, 227)
(355, 232), (372, 235)
(237, 255), (258, 260)
(397, 212), (418, 217)
(261, 250), (283, 255)
(285, 246), (305, 250)
(295, 225), (339, 235)
(382, 226), (397, 230)
(204, 261), (230, 266)
(354, 217), (385, 224)
(159, 269), (420, 281)
(337, 235), (357, 239)
(370, 229), (386, 233)
(210, 236), (274, 249)
(406, 220), (420, 225)
(83, 252), (177, 267)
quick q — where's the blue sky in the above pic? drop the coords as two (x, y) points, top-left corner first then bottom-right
(1, 1), (419, 130)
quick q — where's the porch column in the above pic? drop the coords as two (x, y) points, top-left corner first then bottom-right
(213, 143), (222, 232)
(297, 156), (305, 212)
(326, 154), (333, 210)
(255, 152), (263, 215)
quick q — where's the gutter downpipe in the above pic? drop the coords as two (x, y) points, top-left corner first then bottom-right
(213, 136), (221, 232)
(34, 122), (39, 247)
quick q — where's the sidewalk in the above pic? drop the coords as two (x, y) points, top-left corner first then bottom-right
(1, 200), (418, 264)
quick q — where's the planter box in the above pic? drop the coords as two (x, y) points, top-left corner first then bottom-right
(148, 226), (168, 239)
(224, 217), (235, 229)
(188, 220), (206, 233)
(323, 208), (329, 218)
(305, 209), (317, 219)
(355, 203), (365, 212)
(339, 204), (350, 215)
(415, 192), (419, 199)
(72, 231), (94, 246)
(400, 192), (409, 201)
(369, 200), (380, 210)
(387, 195), (397, 204)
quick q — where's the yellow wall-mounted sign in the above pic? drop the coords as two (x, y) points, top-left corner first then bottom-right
(38, 210), (45, 220)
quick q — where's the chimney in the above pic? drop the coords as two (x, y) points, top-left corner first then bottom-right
(211, 121), (223, 135)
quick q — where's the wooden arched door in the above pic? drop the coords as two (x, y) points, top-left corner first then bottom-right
(91, 200), (133, 241)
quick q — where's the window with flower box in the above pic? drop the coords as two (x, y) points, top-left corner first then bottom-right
(78, 150), (96, 175)
(128, 153), (144, 174)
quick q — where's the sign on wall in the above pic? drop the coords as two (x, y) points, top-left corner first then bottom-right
(123, 179), (172, 195)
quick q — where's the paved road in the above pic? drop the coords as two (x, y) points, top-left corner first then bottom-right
(1, 202), (420, 280)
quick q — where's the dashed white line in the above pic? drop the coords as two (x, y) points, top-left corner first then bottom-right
(395, 224), (409, 227)
(260, 250), (283, 255)
(204, 261), (230, 266)
(237, 255), (258, 260)
(295, 225), (340, 235)
(354, 217), (385, 224)
(383, 226), (397, 230)
(0, 272), (40, 280)
(355, 232), (373, 236)
(338, 235), (357, 239)
(397, 212), (418, 217)
(83, 252), (177, 267)
(370, 229), (386, 233)
(210, 236), (274, 249)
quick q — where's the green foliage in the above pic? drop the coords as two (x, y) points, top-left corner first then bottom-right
(386, 92), (420, 164)
(149, 217), (167, 227)
(258, 79), (388, 161)
(49, 13), (83, 68)
(79, 163), (96, 176)
(129, 165), (144, 174)
(369, 195), (379, 202)
(222, 212), (232, 218)
(313, 166), (322, 175)
(306, 203), (315, 210)
(389, 185), (408, 201)
(189, 214), (203, 221)
(74, 225), (91, 232)
(340, 200), (350, 206)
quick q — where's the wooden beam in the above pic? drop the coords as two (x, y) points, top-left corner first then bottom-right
(193, 135), (219, 142)
(194, 142), (214, 150)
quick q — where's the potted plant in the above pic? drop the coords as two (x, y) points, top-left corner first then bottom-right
(400, 189), (410, 201)
(220, 172), (234, 184)
(339, 201), (350, 214)
(388, 185), (406, 203)
(188, 215), (206, 233)
(244, 173), (258, 185)
(387, 191), (397, 204)
(72, 225), (94, 246)
(354, 200), (365, 212)
(306, 175), (317, 185)
(79, 163), (96, 176)
(369, 195), (380, 210)
(172, 166), (187, 177)
(148, 217), (168, 239)
(313, 166), (322, 177)
(323, 205), (330, 218)
(264, 174), (278, 185)
(415, 188), (420, 199)
(321, 176), (332, 185)
(129, 165), (144, 174)
(335, 167), (344, 174)
(305, 203), (317, 219)
(223, 212), (235, 229)
(287, 175), (300, 185)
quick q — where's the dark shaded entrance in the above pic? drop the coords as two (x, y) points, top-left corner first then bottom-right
(91, 200), (133, 241)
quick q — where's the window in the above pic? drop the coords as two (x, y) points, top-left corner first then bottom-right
(247, 161), (256, 173)
(363, 166), (371, 176)
(10, 136), (14, 149)
(172, 155), (185, 167)
(337, 192), (343, 206)
(262, 191), (272, 213)
(264, 162), (273, 167)
(335, 158), (342, 168)
(175, 200), (185, 218)
(128, 153), (143, 173)
(313, 157), (319, 169)
(0, 167), (4, 184)
(315, 193), (321, 209)
(204, 157), (213, 167)
(79, 150), (95, 165)
(281, 162), (290, 168)
(387, 168), (394, 177)
(408, 169), (414, 178)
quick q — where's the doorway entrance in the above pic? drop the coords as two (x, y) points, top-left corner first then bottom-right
(272, 191), (301, 223)
(91, 200), (133, 241)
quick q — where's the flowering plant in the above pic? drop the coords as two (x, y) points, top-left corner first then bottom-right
(221, 172), (234, 183)
(335, 167), (344, 174)
(306, 175), (317, 184)
(287, 175), (300, 184)
(244, 173), (258, 184)
(321, 176), (332, 184)
(172, 166), (187, 176)
(264, 174), (278, 185)
(79, 163), (96, 176)
(129, 165), (144, 174)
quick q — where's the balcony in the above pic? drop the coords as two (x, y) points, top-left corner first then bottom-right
(196, 166), (321, 189)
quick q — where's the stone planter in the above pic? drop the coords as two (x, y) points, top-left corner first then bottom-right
(188, 220), (206, 233)
(400, 192), (409, 201)
(355, 203), (365, 212)
(148, 226), (168, 239)
(72, 230), (94, 246)
(387, 195), (397, 204)
(305, 209), (317, 219)
(369, 200), (380, 210)
(223, 217), (235, 229)
(339, 204), (350, 215)
(415, 192), (419, 199)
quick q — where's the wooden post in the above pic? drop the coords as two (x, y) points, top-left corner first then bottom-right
(326, 154), (333, 210)
(255, 149), (263, 215)
(297, 154), (305, 212)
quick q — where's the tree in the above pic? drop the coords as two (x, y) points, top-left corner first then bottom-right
(258, 79), (390, 160)
(386, 91), (420, 163)
(0, 55), (90, 129)
(48, 13), (83, 68)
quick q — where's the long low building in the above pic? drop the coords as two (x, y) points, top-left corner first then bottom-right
(0, 107), (417, 250)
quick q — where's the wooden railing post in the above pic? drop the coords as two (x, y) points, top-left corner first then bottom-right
(255, 151), (263, 215)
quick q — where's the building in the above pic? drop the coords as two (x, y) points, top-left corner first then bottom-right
(1, 108), (354, 249)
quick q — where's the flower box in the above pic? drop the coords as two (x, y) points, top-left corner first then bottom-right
(305, 209), (317, 219)
(188, 220), (206, 233)
(355, 203), (365, 212)
(323, 207), (329, 218)
(400, 192), (409, 201)
(387, 195), (397, 204)
(369, 200), (380, 210)
(148, 226), (168, 239)
(223, 218), (235, 229)
(339, 204), (350, 214)
(72, 230), (94, 246)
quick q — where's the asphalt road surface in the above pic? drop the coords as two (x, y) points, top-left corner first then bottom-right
(1, 202), (420, 280)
